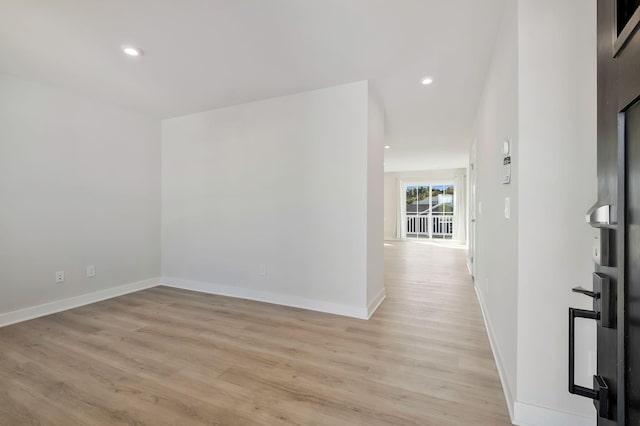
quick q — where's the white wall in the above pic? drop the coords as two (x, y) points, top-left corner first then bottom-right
(162, 81), (381, 318)
(0, 73), (161, 318)
(473, 1), (598, 424)
(367, 92), (385, 312)
(472, 0), (519, 413)
(383, 168), (466, 240)
(516, 0), (597, 422)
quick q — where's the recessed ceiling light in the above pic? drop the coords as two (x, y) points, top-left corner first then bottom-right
(121, 45), (142, 57)
(421, 76), (434, 85)
(384, 145), (391, 149)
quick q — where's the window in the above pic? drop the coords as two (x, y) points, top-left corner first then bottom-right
(405, 183), (454, 239)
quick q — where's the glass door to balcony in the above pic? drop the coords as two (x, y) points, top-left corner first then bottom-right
(405, 183), (454, 239)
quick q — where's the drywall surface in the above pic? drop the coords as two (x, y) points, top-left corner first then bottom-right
(0, 73), (161, 315)
(162, 81), (377, 317)
(471, 0), (519, 412)
(473, 1), (598, 422)
(367, 92), (385, 312)
(517, 0), (597, 420)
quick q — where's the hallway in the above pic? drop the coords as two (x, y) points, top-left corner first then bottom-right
(382, 240), (511, 424)
(0, 241), (510, 425)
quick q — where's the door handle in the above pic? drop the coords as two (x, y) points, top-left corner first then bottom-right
(572, 286), (598, 299)
(568, 307), (610, 418)
(573, 274), (614, 328)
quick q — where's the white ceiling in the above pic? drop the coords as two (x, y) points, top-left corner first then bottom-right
(0, 0), (505, 172)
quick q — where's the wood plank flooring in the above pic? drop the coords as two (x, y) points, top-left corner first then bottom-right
(0, 241), (511, 425)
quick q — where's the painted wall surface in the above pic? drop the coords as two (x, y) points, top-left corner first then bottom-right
(162, 81), (378, 317)
(383, 168), (466, 240)
(473, 2), (598, 423)
(471, 0), (519, 412)
(517, 0), (597, 420)
(0, 73), (161, 315)
(367, 92), (385, 310)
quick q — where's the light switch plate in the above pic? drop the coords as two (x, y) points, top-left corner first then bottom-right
(504, 197), (511, 219)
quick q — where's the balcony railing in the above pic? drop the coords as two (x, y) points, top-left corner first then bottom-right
(406, 213), (453, 238)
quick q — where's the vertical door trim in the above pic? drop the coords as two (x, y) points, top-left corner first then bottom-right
(617, 109), (626, 425)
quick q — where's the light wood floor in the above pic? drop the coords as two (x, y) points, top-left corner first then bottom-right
(0, 241), (511, 425)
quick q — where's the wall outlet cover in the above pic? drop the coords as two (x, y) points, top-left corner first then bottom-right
(258, 264), (267, 276)
(86, 265), (96, 278)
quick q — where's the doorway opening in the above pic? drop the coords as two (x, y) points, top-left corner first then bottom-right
(405, 183), (454, 239)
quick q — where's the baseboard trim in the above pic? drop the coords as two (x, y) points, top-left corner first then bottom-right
(0, 277), (160, 328)
(162, 277), (370, 320)
(367, 288), (386, 319)
(474, 285), (596, 426)
(512, 401), (595, 426)
(474, 284), (515, 422)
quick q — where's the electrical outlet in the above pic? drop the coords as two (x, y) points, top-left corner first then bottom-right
(86, 265), (96, 278)
(55, 271), (65, 283)
(258, 264), (267, 276)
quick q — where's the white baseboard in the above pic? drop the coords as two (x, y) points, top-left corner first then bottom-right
(474, 284), (515, 421)
(367, 288), (386, 318)
(513, 401), (595, 426)
(162, 277), (370, 320)
(0, 277), (160, 328)
(475, 285), (596, 426)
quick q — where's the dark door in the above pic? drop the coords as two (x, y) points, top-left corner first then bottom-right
(579, 1), (640, 424)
